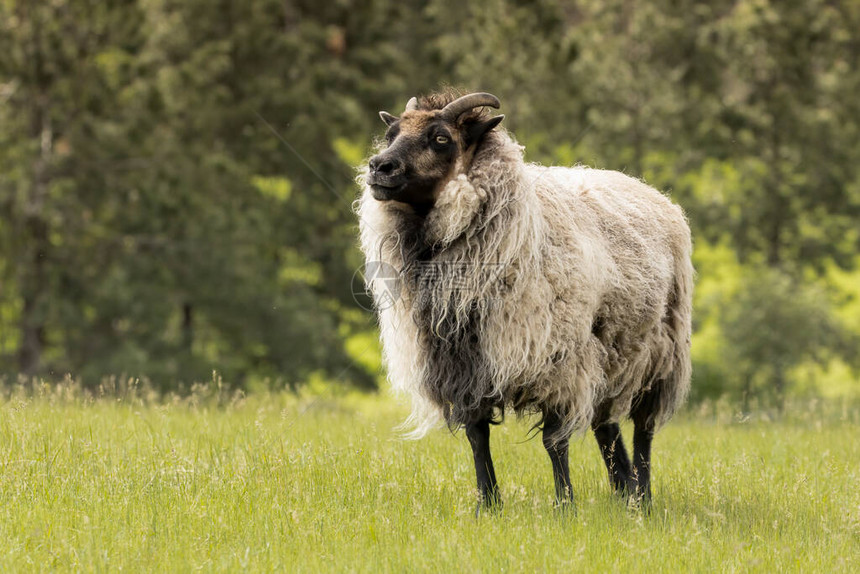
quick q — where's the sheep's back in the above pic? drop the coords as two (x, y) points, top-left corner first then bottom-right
(517, 165), (692, 428)
(532, 165), (688, 321)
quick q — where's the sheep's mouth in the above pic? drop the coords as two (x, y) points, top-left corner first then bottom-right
(368, 176), (437, 215)
(370, 183), (406, 201)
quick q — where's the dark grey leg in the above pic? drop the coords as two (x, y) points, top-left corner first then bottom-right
(465, 419), (501, 514)
(632, 423), (654, 504)
(592, 421), (634, 495)
(630, 386), (661, 509)
(542, 411), (574, 507)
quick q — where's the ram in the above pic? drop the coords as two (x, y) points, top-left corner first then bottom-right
(357, 90), (693, 512)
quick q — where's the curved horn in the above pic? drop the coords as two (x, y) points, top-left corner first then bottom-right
(440, 92), (500, 120)
(405, 97), (419, 111)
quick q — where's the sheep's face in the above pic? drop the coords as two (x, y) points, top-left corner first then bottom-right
(367, 93), (503, 214)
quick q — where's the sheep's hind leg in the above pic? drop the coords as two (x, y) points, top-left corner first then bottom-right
(542, 411), (574, 510)
(630, 388), (660, 510)
(592, 421), (635, 496)
(465, 419), (501, 515)
(631, 423), (654, 509)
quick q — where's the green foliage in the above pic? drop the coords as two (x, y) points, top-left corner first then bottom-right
(720, 268), (844, 409)
(691, 241), (860, 406)
(1, 0), (859, 402)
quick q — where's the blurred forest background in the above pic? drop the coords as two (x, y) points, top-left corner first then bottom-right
(1, 0), (859, 408)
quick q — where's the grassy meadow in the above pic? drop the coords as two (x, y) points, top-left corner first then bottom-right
(1, 382), (858, 572)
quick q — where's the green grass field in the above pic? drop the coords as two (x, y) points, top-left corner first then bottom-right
(1, 384), (858, 572)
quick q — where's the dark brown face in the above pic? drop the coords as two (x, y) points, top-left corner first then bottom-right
(367, 107), (503, 213)
(367, 112), (458, 212)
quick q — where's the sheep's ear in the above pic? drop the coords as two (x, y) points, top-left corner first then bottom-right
(379, 111), (398, 126)
(464, 115), (504, 147)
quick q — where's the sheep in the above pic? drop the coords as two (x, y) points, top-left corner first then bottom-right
(356, 90), (693, 512)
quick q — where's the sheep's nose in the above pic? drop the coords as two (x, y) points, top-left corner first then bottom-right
(369, 156), (402, 175)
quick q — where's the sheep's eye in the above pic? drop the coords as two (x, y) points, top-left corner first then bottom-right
(435, 135), (449, 145)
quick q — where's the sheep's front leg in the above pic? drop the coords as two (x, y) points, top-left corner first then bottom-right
(465, 419), (501, 514)
(542, 411), (574, 509)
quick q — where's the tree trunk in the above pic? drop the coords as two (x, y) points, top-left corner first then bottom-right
(182, 302), (194, 356)
(773, 366), (786, 414)
(17, 5), (51, 376)
(17, 217), (48, 376)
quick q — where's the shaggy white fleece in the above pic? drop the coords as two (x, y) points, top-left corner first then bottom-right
(357, 129), (693, 438)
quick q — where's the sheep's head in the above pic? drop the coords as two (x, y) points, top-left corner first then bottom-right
(367, 91), (504, 213)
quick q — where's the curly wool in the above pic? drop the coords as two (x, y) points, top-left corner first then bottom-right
(357, 129), (693, 439)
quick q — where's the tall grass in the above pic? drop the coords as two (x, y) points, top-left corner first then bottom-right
(1, 382), (857, 571)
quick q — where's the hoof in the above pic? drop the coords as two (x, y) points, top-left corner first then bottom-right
(475, 496), (503, 518)
(625, 492), (652, 515)
(553, 498), (577, 515)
